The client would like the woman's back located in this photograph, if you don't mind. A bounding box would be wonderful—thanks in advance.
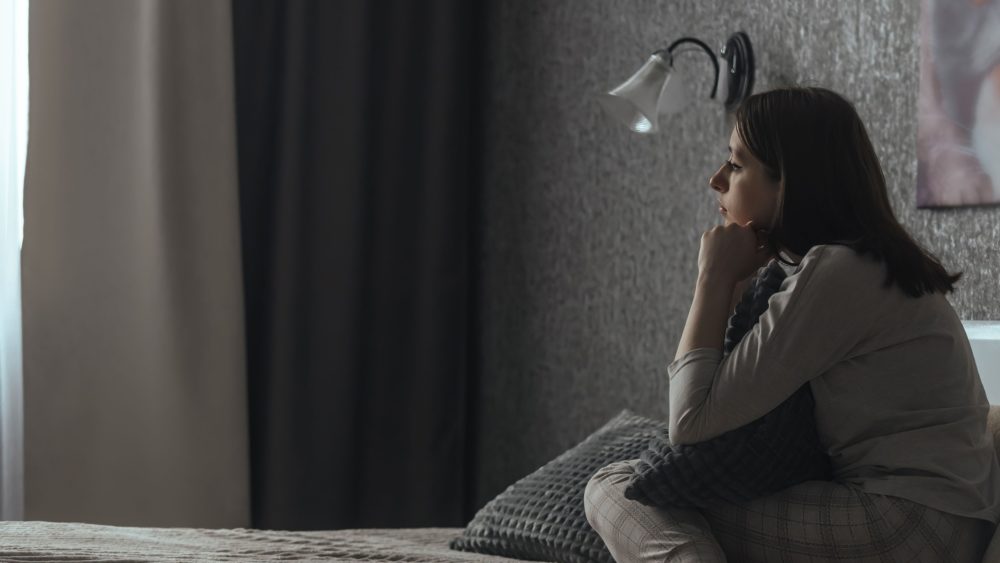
[796,244,1000,521]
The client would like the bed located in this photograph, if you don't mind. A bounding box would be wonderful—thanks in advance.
[0,521,527,562]
[4,407,1000,563]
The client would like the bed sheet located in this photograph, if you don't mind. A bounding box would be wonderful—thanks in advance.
[0,521,537,562]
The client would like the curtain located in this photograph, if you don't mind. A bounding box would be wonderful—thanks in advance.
[232,0,487,529]
[21,0,249,526]
[0,0,28,522]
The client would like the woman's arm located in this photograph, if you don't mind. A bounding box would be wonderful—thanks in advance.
[730,276,753,313]
[668,245,881,446]
[674,222,769,361]
[673,275,737,361]
[673,273,754,362]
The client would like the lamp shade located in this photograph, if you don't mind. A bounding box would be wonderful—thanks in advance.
[598,51,688,134]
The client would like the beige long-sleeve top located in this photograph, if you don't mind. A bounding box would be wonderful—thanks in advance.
[668,244,1000,523]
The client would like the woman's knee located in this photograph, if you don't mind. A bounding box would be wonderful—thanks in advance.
[584,459,638,530]
[584,459,727,562]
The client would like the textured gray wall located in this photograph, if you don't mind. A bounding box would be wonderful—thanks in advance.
[474,0,1000,506]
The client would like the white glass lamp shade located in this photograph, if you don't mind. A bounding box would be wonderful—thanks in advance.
[598,52,689,134]
[657,66,689,115]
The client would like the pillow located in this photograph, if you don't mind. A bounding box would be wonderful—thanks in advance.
[623,260,832,509]
[449,409,669,563]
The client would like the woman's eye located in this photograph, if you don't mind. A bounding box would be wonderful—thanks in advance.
[726,160,741,170]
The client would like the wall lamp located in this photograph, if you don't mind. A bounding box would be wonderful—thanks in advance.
[598,32,755,134]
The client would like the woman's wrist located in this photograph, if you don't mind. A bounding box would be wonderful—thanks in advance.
[696,268,740,291]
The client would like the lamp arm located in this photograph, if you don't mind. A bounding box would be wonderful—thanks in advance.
[662,37,719,100]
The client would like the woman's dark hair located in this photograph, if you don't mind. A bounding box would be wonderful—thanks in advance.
[734,86,961,297]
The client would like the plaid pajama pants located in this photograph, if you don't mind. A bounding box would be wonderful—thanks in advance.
[584,459,995,562]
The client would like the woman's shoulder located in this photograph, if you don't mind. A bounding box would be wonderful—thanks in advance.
[803,243,873,263]
[779,244,894,303]
[786,244,883,280]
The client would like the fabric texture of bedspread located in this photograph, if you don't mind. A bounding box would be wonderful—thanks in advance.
[0,521,535,562]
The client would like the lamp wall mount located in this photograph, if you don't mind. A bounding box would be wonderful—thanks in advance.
[657,37,720,100]
[719,32,755,112]
[658,32,754,112]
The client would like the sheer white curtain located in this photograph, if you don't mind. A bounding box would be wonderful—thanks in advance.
[0,0,28,522]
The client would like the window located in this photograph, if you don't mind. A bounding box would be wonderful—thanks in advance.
[0,0,28,521]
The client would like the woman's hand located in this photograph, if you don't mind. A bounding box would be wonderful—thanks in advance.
[698,221,773,287]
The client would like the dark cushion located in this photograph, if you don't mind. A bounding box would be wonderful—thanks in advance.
[623,261,832,509]
[448,409,669,563]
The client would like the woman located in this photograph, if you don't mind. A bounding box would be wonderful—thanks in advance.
[583,87,1000,562]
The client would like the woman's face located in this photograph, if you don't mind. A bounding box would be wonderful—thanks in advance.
[708,127,780,228]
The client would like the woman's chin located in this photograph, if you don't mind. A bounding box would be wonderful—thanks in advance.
[719,209,740,225]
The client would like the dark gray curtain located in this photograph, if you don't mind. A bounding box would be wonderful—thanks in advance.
[231,0,486,529]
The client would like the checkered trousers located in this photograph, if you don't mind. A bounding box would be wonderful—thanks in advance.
[584,459,995,563]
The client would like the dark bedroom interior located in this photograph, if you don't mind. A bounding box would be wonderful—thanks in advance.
[1,0,1000,561]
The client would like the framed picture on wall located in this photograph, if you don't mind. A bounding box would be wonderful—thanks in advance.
[917,0,1000,208]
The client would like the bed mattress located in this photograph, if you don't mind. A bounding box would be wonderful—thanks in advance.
[0,521,533,562]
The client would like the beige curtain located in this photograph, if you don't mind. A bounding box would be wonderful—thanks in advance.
[21,0,249,527]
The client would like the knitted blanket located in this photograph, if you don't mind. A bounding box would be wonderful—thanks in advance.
[623,260,832,508]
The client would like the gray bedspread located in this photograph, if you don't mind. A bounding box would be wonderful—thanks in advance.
[0,521,534,562]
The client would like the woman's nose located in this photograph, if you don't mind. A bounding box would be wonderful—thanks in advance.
[709,167,727,193]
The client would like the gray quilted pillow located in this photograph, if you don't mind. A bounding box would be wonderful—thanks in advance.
[623,261,831,508]
[448,410,668,563]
